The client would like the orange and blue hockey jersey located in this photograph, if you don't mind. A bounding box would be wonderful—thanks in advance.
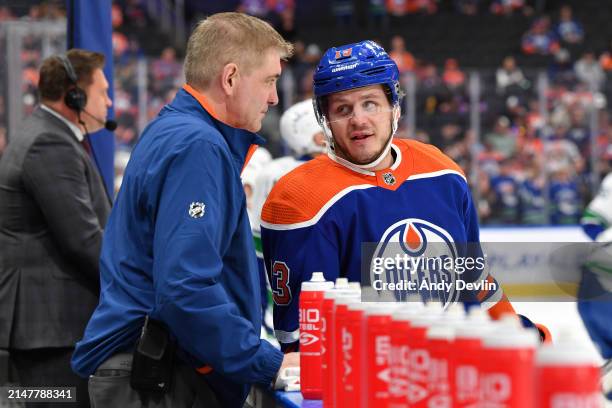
[261,139,515,348]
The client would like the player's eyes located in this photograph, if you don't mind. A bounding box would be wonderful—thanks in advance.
[363,100,379,112]
[335,105,351,116]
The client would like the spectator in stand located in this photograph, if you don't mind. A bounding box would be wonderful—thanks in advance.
[111,3,123,28]
[385,0,437,15]
[519,152,547,224]
[151,47,183,85]
[490,0,527,16]
[389,35,415,74]
[454,0,480,16]
[484,116,517,159]
[296,65,315,100]
[496,55,530,94]
[289,42,320,101]
[267,0,294,13]
[476,172,493,223]
[368,0,388,29]
[332,0,355,26]
[521,16,560,56]
[548,48,576,85]
[122,0,147,28]
[442,127,471,172]
[418,62,442,92]
[555,5,584,45]
[600,40,612,71]
[237,0,270,18]
[574,50,606,92]
[545,126,585,175]
[489,158,521,224]
[567,106,590,157]
[0,6,14,21]
[549,166,582,224]
[442,58,465,90]
[274,6,296,42]
[596,124,612,175]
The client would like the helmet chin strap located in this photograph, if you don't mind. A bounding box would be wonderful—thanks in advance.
[324,104,401,170]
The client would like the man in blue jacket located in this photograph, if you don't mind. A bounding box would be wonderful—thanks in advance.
[72,12,296,407]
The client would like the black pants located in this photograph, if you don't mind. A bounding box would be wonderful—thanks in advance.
[8,347,89,408]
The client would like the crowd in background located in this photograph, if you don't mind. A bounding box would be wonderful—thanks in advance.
[0,0,611,226]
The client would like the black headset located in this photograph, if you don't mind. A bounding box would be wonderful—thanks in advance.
[57,54,87,112]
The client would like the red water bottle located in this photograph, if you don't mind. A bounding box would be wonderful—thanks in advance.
[331,286,361,408]
[299,272,333,399]
[454,307,492,408]
[389,299,423,408]
[426,325,454,408]
[536,330,602,408]
[321,278,349,407]
[407,303,443,408]
[342,300,367,407]
[364,303,395,408]
[481,316,539,408]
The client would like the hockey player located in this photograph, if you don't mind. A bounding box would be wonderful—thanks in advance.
[251,99,327,247]
[581,173,612,242]
[579,173,612,401]
[260,40,550,350]
[250,100,326,338]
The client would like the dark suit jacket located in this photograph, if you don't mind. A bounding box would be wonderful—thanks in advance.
[0,107,110,349]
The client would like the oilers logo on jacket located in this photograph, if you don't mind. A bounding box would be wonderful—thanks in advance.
[261,139,512,348]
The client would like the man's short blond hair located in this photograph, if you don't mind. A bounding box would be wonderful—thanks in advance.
[184,12,293,89]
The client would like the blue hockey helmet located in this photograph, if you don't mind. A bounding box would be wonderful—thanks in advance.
[312,40,402,169]
[313,40,400,122]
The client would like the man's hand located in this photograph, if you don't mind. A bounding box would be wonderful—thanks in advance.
[279,352,299,373]
[273,352,300,390]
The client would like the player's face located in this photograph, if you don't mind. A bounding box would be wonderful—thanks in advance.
[83,68,112,132]
[326,85,394,167]
[231,48,281,133]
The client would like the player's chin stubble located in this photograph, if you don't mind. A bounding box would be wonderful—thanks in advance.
[334,132,392,166]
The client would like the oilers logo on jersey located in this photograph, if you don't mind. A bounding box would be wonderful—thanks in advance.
[370,218,460,306]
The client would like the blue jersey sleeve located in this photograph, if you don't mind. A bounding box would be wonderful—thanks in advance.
[261,222,339,351]
[152,139,282,384]
[462,188,517,318]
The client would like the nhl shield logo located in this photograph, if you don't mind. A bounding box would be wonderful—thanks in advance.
[382,172,396,185]
[188,202,205,218]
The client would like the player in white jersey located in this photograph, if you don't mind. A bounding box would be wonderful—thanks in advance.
[581,173,612,242]
[579,173,612,402]
[251,99,327,232]
[250,100,326,339]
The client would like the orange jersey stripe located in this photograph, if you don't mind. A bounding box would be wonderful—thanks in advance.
[261,139,465,226]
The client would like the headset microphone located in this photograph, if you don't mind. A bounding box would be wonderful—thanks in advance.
[104,120,117,132]
[82,109,117,131]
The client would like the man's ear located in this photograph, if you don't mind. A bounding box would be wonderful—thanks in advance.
[221,63,239,96]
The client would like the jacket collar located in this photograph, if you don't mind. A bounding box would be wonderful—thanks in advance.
[171,85,265,171]
[36,105,84,142]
